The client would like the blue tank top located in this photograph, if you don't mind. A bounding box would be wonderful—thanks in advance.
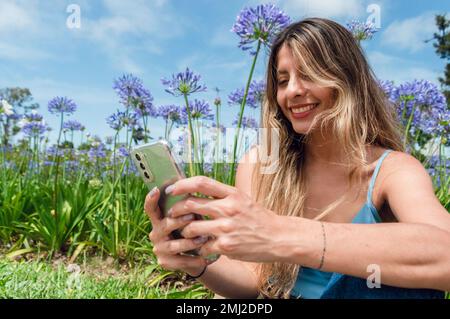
[291,149,390,299]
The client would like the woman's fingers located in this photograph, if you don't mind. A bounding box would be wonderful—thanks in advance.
[144,187,163,224]
[153,236,209,256]
[168,176,236,199]
[168,196,224,219]
[150,213,197,242]
[180,219,223,239]
[161,213,198,235]
[156,253,207,274]
[198,236,221,257]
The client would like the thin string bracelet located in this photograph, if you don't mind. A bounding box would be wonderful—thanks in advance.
[187,265,208,279]
[317,222,327,270]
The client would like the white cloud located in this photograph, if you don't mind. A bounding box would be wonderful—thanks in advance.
[77,0,188,73]
[85,0,185,41]
[381,12,436,52]
[0,1,33,33]
[368,51,440,85]
[0,0,187,73]
[0,42,53,61]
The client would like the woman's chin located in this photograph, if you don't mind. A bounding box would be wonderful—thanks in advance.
[291,121,312,135]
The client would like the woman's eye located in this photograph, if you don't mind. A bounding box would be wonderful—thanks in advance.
[278,80,288,85]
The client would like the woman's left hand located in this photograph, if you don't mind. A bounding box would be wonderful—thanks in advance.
[166,176,285,263]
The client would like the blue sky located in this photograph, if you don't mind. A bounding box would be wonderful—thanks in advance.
[0,0,449,145]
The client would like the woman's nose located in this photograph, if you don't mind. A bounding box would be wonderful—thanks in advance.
[286,77,307,98]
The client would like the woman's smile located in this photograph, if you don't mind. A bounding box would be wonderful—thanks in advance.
[289,103,319,119]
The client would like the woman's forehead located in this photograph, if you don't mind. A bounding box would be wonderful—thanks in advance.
[276,44,298,72]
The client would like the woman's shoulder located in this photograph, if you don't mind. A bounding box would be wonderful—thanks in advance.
[378,149,426,175]
[374,148,433,199]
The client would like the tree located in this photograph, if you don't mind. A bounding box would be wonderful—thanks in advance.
[0,87,39,146]
[430,14,450,106]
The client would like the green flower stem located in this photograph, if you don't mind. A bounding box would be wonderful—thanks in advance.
[213,102,221,180]
[227,40,261,185]
[439,136,444,190]
[195,118,204,175]
[403,102,417,150]
[183,94,197,177]
[143,115,149,143]
[167,120,174,139]
[164,118,169,140]
[0,121,6,188]
[34,135,39,177]
[52,112,65,219]
[111,131,119,207]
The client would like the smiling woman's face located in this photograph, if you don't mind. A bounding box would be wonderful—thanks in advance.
[276,43,335,135]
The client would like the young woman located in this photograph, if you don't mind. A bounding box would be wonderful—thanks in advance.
[144,18,450,299]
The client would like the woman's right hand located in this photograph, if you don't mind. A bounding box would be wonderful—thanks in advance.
[144,186,209,277]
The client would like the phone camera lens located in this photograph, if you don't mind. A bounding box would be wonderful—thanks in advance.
[140,163,145,170]
[135,153,141,161]
[144,172,150,179]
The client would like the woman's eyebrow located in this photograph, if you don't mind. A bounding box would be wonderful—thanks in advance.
[276,70,288,76]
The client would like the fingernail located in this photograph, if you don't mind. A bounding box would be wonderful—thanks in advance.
[167,208,173,217]
[165,184,175,195]
[182,214,194,221]
[149,186,158,198]
[194,236,208,244]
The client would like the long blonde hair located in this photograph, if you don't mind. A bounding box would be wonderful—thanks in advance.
[252,18,404,298]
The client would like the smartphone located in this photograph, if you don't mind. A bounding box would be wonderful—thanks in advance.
[131,140,219,261]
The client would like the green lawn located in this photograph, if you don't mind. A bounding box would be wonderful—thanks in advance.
[0,258,212,299]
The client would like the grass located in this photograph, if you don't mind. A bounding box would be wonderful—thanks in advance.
[0,257,213,299]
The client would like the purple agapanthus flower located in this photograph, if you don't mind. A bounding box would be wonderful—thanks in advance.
[7,113,22,120]
[118,146,129,157]
[231,4,291,55]
[346,19,378,42]
[63,120,85,132]
[113,74,156,116]
[88,143,107,159]
[378,80,398,103]
[25,112,43,122]
[232,115,259,129]
[427,155,450,187]
[228,79,266,108]
[394,80,449,136]
[106,110,138,131]
[48,97,77,115]
[46,145,66,157]
[161,68,207,96]
[22,121,49,138]
[157,104,185,124]
[182,99,213,120]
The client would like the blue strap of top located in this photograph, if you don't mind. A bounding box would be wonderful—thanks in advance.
[366,150,393,206]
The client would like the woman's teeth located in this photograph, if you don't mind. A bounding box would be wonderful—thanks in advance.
[291,103,318,113]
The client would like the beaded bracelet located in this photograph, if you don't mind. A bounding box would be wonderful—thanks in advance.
[317,222,327,270]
